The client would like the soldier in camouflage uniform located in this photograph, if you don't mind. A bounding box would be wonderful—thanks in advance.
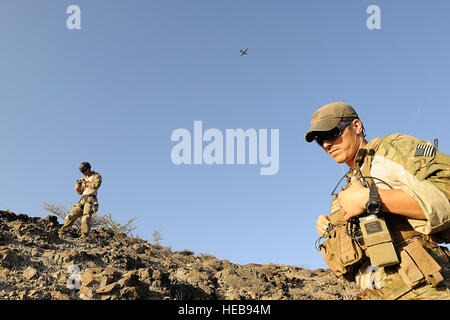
[306,102,450,300]
[59,162,102,238]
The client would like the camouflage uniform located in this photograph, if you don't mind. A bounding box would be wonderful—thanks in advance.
[306,102,450,300]
[59,171,102,237]
[354,134,450,300]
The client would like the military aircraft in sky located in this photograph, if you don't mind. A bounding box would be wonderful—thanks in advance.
[240,48,248,56]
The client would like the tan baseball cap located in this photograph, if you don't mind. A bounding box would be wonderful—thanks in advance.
[305,102,359,142]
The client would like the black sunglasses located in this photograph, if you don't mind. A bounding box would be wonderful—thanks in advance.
[315,121,353,146]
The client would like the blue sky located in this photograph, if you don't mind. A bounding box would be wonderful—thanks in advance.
[0,1,449,269]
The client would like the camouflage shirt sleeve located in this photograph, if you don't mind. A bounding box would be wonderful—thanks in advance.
[369,134,450,235]
[75,177,85,195]
[92,172,102,190]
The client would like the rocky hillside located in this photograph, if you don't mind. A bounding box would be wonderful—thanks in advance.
[0,210,361,300]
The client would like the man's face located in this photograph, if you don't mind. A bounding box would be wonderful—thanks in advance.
[319,120,362,166]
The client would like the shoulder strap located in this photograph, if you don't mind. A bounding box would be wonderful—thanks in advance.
[359,138,382,187]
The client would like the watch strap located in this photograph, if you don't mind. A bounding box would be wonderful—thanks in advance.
[369,186,380,202]
[366,186,382,214]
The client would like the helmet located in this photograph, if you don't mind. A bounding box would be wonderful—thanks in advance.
[79,162,91,173]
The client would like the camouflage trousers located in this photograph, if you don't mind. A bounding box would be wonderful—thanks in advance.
[360,242,450,300]
[59,195,99,237]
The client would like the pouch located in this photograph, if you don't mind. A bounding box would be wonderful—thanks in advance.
[320,224,364,281]
[397,239,443,288]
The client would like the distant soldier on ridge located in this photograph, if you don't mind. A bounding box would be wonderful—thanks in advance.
[59,162,102,238]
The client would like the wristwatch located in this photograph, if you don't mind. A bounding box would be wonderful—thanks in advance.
[366,186,382,214]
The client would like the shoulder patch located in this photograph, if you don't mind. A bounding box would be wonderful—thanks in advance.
[414,144,435,157]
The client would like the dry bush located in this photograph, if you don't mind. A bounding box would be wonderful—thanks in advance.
[42,202,138,236]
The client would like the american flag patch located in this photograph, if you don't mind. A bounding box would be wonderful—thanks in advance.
[414,144,436,157]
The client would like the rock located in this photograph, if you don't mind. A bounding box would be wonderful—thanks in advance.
[0,248,20,268]
[138,267,153,281]
[11,220,24,233]
[80,268,102,288]
[80,286,97,300]
[31,248,41,257]
[19,291,27,300]
[50,290,70,300]
[60,250,78,263]
[23,267,38,280]
[117,270,139,287]
[28,289,40,299]
[185,270,209,283]
[152,269,161,280]
[42,251,56,260]
[0,246,10,256]
[96,282,120,295]
[177,249,194,256]
[44,215,58,227]
[132,244,145,254]
[121,286,139,299]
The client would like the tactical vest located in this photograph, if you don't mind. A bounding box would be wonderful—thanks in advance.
[319,138,449,292]
[357,138,422,245]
